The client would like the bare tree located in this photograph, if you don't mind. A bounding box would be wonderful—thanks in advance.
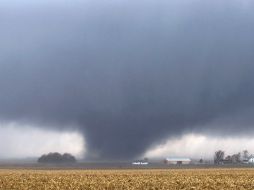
[214,150,225,164]
[231,152,241,164]
[243,150,249,160]
[225,155,232,163]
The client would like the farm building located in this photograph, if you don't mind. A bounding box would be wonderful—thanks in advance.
[132,161,149,165]
[248,157,254,164]
[164,158,191,165]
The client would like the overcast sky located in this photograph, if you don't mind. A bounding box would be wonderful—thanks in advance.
[1,0,254,160]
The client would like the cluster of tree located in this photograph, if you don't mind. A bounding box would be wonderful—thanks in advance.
[214,150,225,164]
[214,150,251,164]
[38,152,76,164]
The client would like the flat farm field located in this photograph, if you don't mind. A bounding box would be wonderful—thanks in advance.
[1,168,254,190]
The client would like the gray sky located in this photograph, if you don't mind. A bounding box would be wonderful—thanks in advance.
[1,0,254,160]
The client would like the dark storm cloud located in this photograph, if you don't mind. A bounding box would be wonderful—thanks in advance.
[1,0,254,159]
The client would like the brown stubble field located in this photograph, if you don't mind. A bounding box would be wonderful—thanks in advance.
[0,168,254,190]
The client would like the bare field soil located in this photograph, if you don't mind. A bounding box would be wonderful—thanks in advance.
[1,169,254,190]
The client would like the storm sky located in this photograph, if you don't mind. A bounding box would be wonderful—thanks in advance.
[1,0,254,160]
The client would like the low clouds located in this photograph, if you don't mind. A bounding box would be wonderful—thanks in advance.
[144,133,254,159]
[0,122,84,159]
[0,0,254,160]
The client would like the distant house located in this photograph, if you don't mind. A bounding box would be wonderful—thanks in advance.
[164,158,191,165]
[248,157,254,164]
[132,160,149,165]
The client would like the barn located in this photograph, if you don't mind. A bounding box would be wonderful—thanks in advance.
[164,158,191,165]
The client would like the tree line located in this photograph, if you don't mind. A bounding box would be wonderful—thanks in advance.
[38,152,76,164]
[214,150,251,164]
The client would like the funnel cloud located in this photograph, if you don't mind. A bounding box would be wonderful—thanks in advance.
[1,0,254,160]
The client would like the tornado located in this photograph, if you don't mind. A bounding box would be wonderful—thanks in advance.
[1,0,254,160]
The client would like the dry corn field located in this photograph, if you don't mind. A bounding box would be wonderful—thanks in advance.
[1,169,254,190]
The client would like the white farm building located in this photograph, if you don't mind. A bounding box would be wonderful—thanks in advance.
[165,158,191,165]
[248,157,254,164]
